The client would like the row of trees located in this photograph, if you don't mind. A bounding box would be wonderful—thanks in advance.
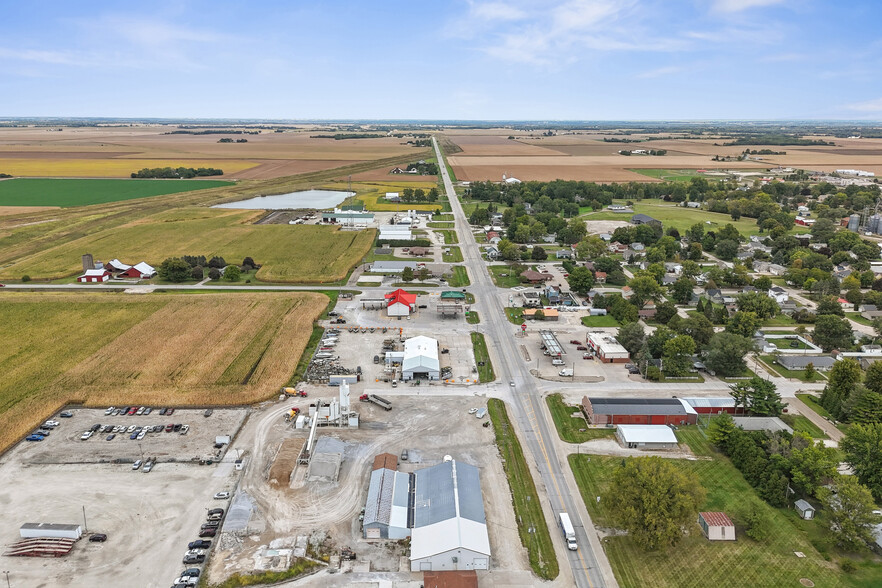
[131,166,223,178]
[157,256,258,283]
[399,187,439,203]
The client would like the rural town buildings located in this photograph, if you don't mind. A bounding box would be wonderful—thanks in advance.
[321,208,374,227]
[401,336,440,381]
[385,289,417,316]
[370,261,420,274]
[363,453,410,540]
[586,332,630,363]
[120,262,156,279]
[581,397,698,426]
[378,225,413,241]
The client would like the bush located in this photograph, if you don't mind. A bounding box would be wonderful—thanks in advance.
[208,268,221,280]
[840,559,856,573]
[646,366,661,381]
[21,275,30,282]
[191,266,204,280]
[743,506,770,542]
[223,265,241,282]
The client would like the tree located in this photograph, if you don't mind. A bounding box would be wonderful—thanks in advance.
[675,314,715,347]
[820,476,882,551]
[208,267,221,280]
[534,309,545,321]
[753,276,772,291]
[816,297,845,317]
[726,311,761,339]
[576,236,607,260]
[157,257,192,283]
[566,266,595,295]
[617,322,646,358]
[743,506,770,542]
[704,333,755,377]
[730,377,784,416]
[628,275,664,308]
[821,358,862,420]
[208,256,226,269]
[737,291,778,319]
[851,390,882,424]
[401,266,414,282]
[788,432,838,498]
[241,256,257,269]
[223,265,241,282]
[531,246,548,261]
[803,362,816,381]
[707,413,738,453]
[669,276,695,305]
[469,207,490,226]
[812,314,853,352]
[841,423,882,502]
[191,265,204,281]
[655,301,678,324]
[663,335,696,376]
[715,239,739,261]
[603,457,705,551]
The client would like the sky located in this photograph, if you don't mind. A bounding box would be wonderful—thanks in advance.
[1,0,881,120]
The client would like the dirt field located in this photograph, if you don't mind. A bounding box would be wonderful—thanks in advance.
[0,126,424,180]
[0,292,326,455]
[0,407,246,588]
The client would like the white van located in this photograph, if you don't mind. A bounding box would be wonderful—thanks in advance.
[551,358,565,366]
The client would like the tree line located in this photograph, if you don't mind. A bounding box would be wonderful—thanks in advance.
[157,256,259,282]
[131,167,223,179]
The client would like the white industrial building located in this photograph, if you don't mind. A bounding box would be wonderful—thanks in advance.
[401,336,440,381]
[20,523,82,540]
[616,425,679,450]
[321,208,374,228]
[410,459,490,572]
[379,225,413,241]
[363,453,411,539]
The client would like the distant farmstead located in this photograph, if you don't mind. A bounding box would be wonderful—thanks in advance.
[119,262,156,279]
[77,268,110,283]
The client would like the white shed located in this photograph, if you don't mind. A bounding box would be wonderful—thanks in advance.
[697,512,735,541]
[20,523,82,540]
[615,425,678,450]
[401,336,440,381]
[795,499,815,520]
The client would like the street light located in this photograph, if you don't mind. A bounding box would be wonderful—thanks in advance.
[3,570,10,588]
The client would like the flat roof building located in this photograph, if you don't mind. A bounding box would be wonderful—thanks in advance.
[616,425,679,450]
[582,397,698,426]
[586,332,630,363]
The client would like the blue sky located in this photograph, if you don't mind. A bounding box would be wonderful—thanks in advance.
[1,0,881,120]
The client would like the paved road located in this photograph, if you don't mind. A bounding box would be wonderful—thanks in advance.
[433,138,613,588]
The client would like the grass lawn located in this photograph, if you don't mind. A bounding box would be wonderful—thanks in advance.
[796,394,850,434]
[487,399,559,580]
[583,201,769,237]
[427,222,455,228]
[846,312,874,326]
[0,291,327,456]
[569,427,849,588]
[489,265,523,288]
[437,229,459,244]
[660,373,706,383]
[442,247,463,262]
[471,333,495,382]
[448,266,470,287]
[546,394,616,443]
[779,413,828,439]
[581,314,620,327]
[433,214,454,221]
[466,311,480,324]
[763,314,797,327]
[0,178,235,207]
[0,207,375,283]
[629,169,713,181]
[760,356,826,382]
[720,367,759,383]
[505,307,525,324]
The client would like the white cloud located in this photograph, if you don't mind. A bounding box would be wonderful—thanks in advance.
[711,0,786,13]
[846,97,882,113]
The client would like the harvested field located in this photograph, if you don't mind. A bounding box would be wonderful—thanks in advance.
[231,159,360,180]
[0,158,258,178]
[0,205,59,216]
[445,134,562,156]
[0,207,374,282]
[0,291,327,456]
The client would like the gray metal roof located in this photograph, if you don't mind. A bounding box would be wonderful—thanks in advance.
[412,460,485,528]
[20,523,81,531]
[776,355,835,369]
[794,499,814,511]
[588,397,691,416]
[364,467,396,527]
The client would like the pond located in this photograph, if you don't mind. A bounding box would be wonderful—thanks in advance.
[213,190,354,210]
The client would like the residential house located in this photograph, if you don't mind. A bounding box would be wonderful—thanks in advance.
[685,201,702,208]
[486,231,500,242]
[752,261,771,273]
[705,289,724,304]
[861,304,878,313]
[838,297,855,311]
[779,300,799,315]
[520,270,553,284]
[861,309,882,321]
[546,285,561,305]
[664,262,682,275]
[638,304,657,319]
[631,242,646,252]
[662,274,677,285]
[833,266,853,282]
[769,263,787,276]
[768,287,789,304]
[607,205,630,213]
[555,249,573,259]
[584,261,595,271]
[485,247,499,260]
[608,242,629,254]
[594,271,607,284]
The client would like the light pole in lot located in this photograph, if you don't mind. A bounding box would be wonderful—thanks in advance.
[3,570,10,588]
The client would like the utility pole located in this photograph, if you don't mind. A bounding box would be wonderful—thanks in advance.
[82,506,87,534]
[3,570,10,588]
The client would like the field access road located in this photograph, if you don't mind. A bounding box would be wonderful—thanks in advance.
[433,138,614,588]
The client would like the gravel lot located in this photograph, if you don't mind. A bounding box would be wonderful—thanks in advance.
[0,408,247,588]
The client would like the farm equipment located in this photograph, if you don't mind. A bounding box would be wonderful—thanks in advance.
[359,394,392,411]
[341,547,357,560]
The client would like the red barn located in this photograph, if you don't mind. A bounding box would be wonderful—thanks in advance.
[120,262,156,279]
[581,397,697,426]
[77,269,110,283]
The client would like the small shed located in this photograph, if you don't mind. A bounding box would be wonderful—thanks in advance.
[615,425,678,450]
[698,512,735,541]
[795,499,815,520]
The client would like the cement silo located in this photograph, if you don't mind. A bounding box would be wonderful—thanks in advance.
[870,215,882,235]
[848,214,860,232]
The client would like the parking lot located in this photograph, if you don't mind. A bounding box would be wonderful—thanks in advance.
[0,407,246,588]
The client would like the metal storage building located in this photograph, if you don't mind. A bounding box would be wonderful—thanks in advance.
[794,499,815,520]
[20,523,82,540]
[401,336,440,381]
[386,288,418,316]
[363,453,411,540]
[683,397,737,414]
[410,459,490,572]
[616,425,679,450]
[581,397,698,425]
[698,512,735,541]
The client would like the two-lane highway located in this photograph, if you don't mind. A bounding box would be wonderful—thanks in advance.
[432,138,613,588]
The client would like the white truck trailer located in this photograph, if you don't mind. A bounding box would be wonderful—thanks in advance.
[559,513,577,550]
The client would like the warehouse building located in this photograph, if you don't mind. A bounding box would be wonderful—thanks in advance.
[379,225,413,241]
[410,459,490,572]
[616,425,679,450]
[363,453,411,540]
[402,336,440,381]
[775,355,836,372]
[20,523,82,540]
[321,208,374,227]
[683,397,737,414]
[586,332,630,363]
[371,261,420,275]
[581,397,698,426]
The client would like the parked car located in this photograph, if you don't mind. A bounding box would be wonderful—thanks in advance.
[576,345,587,351]
[204,409,213,417]
[187,540,211,550]
[166,424,174,432]
[132,460,142,470]
[36,429,51,436]
[207,508,225,516]
[180,424,189,435]
[201,521,220,528]
[174,424,183,432]
[570,340,581,345]
[136,430,146,441]
[166,408,175,416]
[43,420,59,428]
[105,434,116,441]
[198,528,217,538]
[129,432,138,440]
[159,408,168,415]
[207,513,223,521]
[183,554,205,564]
[143,460,153,473]
[143,407,152,415]
[136,407,145,416]
[80,431,93,440]
[89,533,107,542]
[90,424,101,432]
[213,491,230,500]
[105,407,115,416]
[59,411,74,418]
[181,568,201,579]
[173,576,198,587]
[25,434,44,442]
[127,407,137,415]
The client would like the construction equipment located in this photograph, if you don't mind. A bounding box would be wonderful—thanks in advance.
[341,547,357,560]
[359,394,392,411]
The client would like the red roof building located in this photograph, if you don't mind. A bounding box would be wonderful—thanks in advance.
[77,269,110,283]
[119,262,156,279]
[698,511,735,541]
[385,289,417,316]
[423,571,478,588]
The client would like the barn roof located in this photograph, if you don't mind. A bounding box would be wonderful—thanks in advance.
[616,425,677,444]
[699,512,734,528]
[386,289,417,307]
[373,453,398,471]
[587,397,696,416]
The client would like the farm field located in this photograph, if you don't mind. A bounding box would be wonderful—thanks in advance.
[569,428,857,588]
[0,207,375,283]
[0,178,234,207]
[0,125,428,180]
[0,291,327,455]
[331,180,442,211]
[445,131,882,181]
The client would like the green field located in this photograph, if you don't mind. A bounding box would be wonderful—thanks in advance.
[0,178,234,207]
[437,229,459,244]
[471,332,495,382]
[584,201,809,237]
[448,266,470,287]
[569,427,854,588]
[487,399,558,580]
[505,307,525,324]
[442,247,463,262]
[779,413,828,439]
[581,314,621,327]
[0,207,374,283]
[546,394,616,443]
[489,265,523,287]
[630,169,724,181]
[466,310,480,324]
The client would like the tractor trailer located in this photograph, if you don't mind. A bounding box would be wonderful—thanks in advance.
[559,513,577,550]
[359,394,392,411]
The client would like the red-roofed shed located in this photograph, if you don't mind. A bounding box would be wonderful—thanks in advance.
[698,512,735,541]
